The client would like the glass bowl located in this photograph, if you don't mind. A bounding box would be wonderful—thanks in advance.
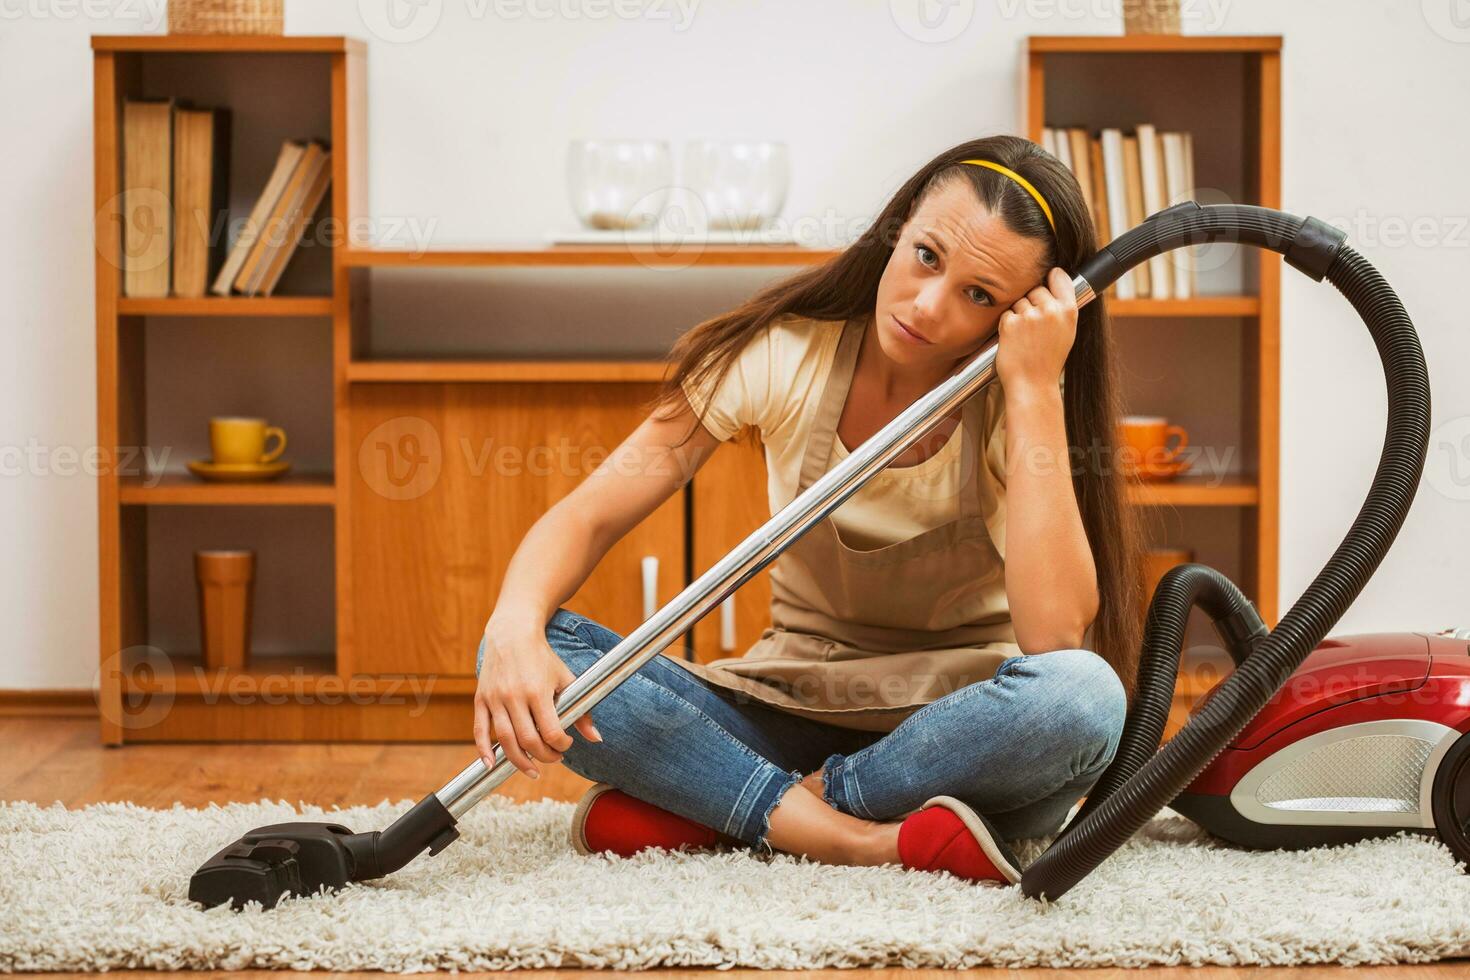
[682,140,790,231]
[566,139,673,231]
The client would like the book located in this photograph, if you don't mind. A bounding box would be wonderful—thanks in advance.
[1053,127,1073,172]
[1066,128,1096,240]
[171,106,232,298]
[1088,137,1110,245]
[1121,134,1151,297]
[1135,123,1171,300]
[234,141,327,296]
[1182,131,1198,295]
[1099,128,1134,299]
[121,98,174,298]
[1161,131,1191,299]
[211,140,306,296]
[255,152,331,296]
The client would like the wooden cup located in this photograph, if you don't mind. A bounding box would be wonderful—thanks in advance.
[1141,546,1194,605]
[195,549,255,670]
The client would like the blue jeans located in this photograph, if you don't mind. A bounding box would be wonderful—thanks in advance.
[475,607,1127,855]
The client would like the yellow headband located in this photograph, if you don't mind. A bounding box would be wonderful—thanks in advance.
[960,158,1055,233]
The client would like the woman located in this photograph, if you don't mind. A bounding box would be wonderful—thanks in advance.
[473,135,1143,885]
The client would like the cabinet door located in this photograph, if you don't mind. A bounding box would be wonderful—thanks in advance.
[348,382,686,677]
[691,432,773,663]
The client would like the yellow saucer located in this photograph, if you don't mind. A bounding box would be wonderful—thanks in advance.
[187,458,292,482]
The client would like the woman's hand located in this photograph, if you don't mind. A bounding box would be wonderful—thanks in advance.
[995,266,1078,396]
[474,615,603,779]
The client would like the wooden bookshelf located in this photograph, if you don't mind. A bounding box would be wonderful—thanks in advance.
[1024,34,1282,708]
[93,34,366,743]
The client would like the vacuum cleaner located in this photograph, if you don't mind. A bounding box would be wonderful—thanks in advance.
[187,201,1436,907]
[1171,627,1470,862]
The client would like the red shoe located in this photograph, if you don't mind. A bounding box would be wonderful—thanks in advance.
[569,782,744,857]
[897,795,1022,885]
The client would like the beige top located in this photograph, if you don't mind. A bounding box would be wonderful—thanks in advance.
[668,313,1025,732]
[681,312,1013,555]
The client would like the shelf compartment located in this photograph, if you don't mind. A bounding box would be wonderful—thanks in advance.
[106,49,338,300]
[120,473,335,506]
[1032,44,1277,299]
[1128,475,1259,507]
[133,316,335,478]
[342,244,839,269]
[118,296,333,317]
[138,506,337,671]
[347,359,668,383]
[121,649,336,696]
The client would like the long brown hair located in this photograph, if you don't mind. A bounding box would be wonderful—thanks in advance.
[650,134,1145,702]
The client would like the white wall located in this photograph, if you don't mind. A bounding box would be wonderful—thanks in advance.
[2,0,1467,689]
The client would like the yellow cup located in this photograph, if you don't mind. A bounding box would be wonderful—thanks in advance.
[209,417,287,466]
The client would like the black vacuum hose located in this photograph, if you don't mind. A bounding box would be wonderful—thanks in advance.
[1019,204,1431,901]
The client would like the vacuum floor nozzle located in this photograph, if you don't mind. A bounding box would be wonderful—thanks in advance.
[188,822,362,910]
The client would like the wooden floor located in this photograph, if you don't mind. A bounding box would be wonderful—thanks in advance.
[2,715,1464,979]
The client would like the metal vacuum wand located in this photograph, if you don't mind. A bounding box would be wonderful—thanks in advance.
[434,274,1099,819]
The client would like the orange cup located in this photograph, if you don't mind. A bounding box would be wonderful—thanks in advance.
[1118,415,1189,475]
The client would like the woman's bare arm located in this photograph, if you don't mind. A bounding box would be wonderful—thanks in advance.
[475,394,725,776]
[995,267,1100,653]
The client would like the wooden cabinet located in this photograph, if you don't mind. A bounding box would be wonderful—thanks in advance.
[347,382,687,676]
[690,432,773,664]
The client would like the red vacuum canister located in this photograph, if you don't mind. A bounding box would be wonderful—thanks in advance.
[1172,629,1470,865]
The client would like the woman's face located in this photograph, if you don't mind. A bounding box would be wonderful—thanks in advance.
[874,177,1050,370]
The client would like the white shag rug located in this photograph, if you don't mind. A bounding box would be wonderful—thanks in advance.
[3,794,1470,972]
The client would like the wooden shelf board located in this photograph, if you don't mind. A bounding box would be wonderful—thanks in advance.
[1107,296,1260,317]
[347,675,480,696]
[119,473,336,506]
[122,651,336,696]
[112,295,1252,318]
[341,244,840,268]
[347,359,669,383]
[1128,474,1259,507]
[117,296,333,317]
[91,35,363,54]
[1029,35,1281,54]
